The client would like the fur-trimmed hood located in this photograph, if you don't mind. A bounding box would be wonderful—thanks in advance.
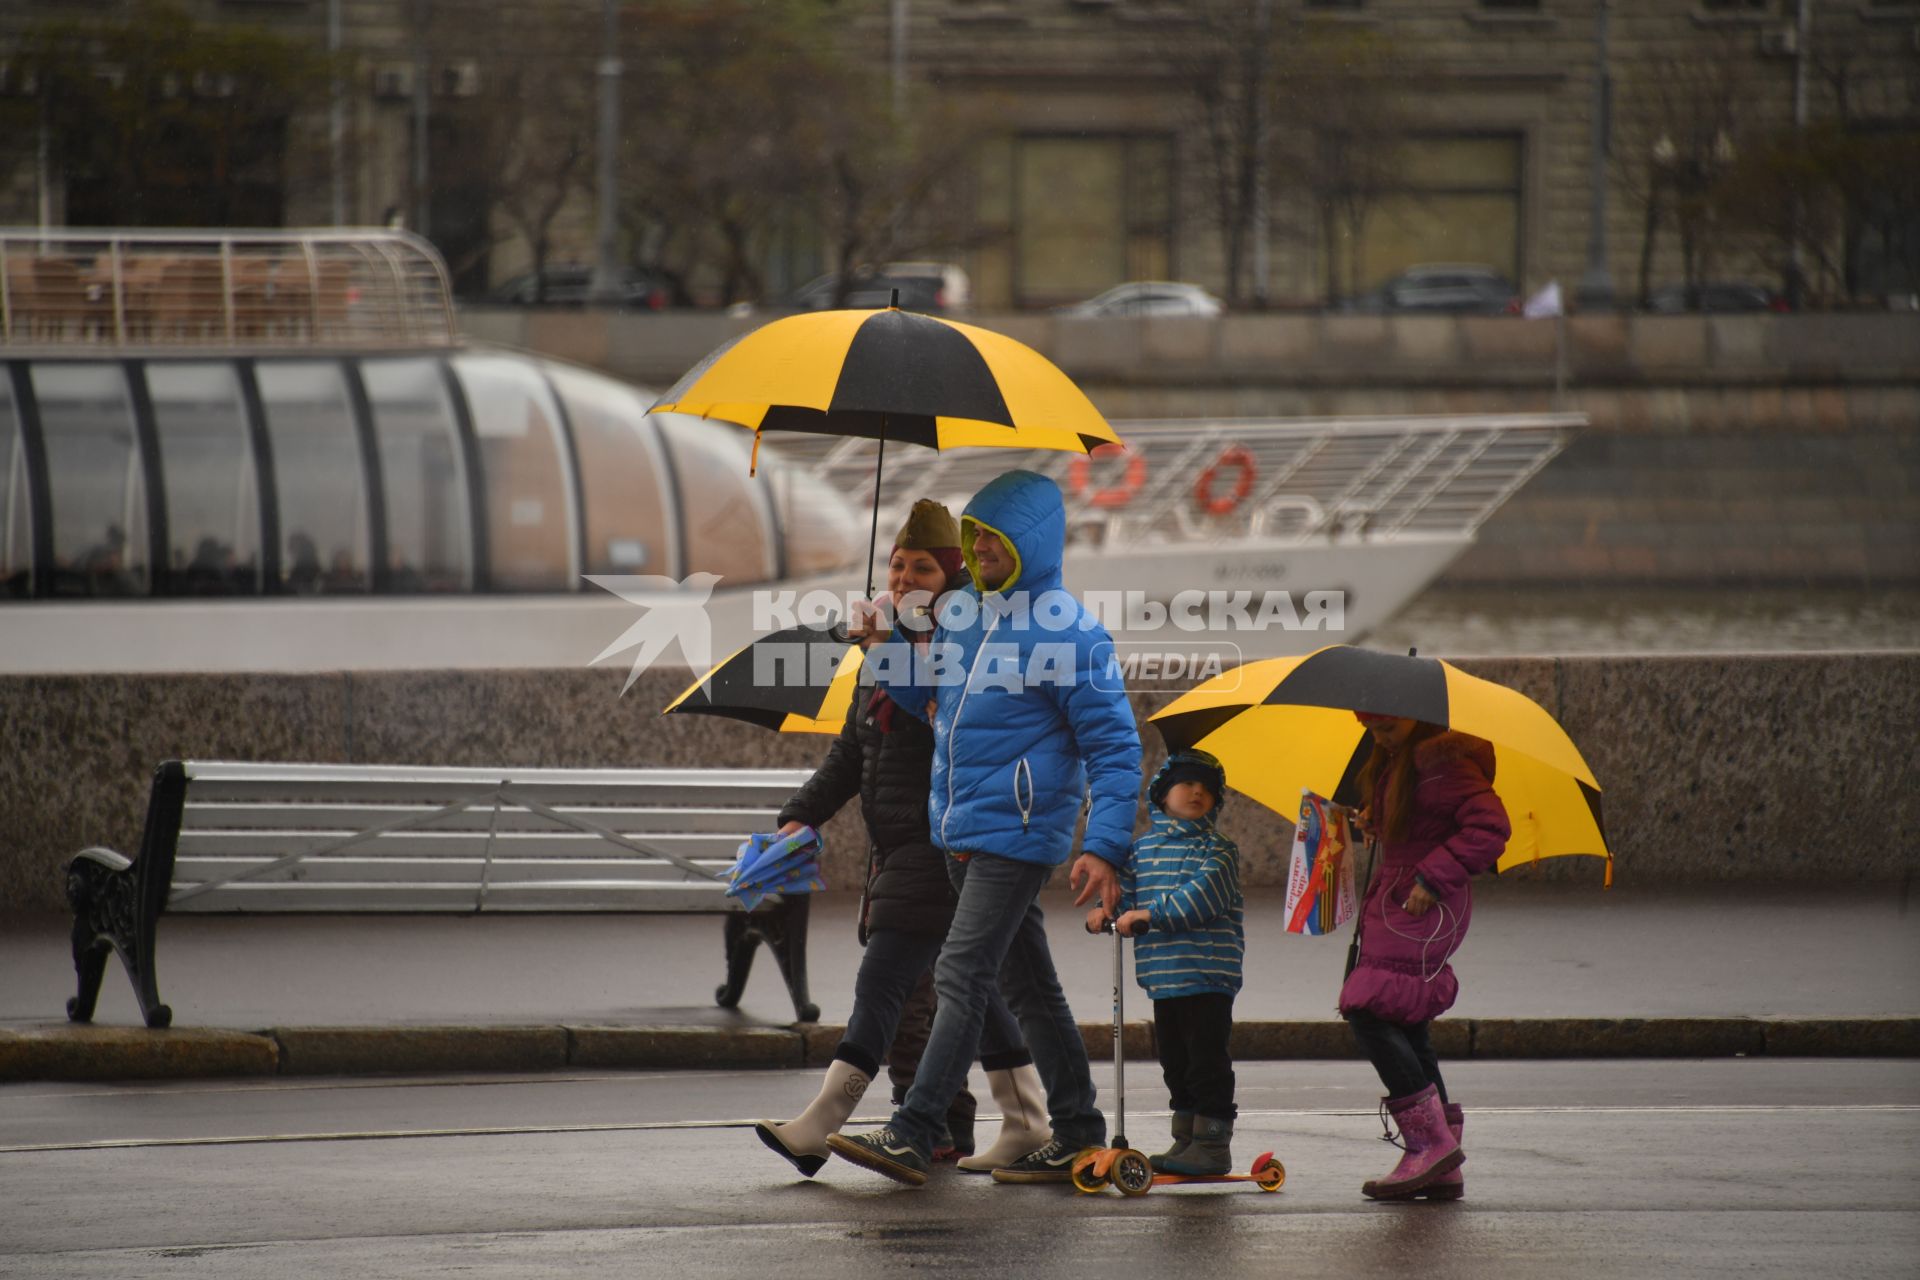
[1415,729,1497,784]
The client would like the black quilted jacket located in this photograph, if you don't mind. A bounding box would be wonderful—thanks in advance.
[777,682,957,938]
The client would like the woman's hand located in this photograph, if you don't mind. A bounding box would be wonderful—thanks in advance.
[776,820,806,839]
[846,594,893,647]
[1402,882,1436,917]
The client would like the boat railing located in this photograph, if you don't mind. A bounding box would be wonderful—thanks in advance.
[0,227,458,350]
[778,413,1583,546]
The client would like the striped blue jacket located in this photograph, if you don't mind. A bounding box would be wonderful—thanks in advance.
[1120,807,1244,1000]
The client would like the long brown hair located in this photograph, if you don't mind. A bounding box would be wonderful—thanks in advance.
[1356,720,1445,842]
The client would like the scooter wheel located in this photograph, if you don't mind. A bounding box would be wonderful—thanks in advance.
[1255,1157,1286,1192]
[1113,1150,1154,1197]
[1071,1152,1109,1194]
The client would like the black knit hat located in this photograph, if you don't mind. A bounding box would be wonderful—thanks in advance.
[1149,749,1227,813]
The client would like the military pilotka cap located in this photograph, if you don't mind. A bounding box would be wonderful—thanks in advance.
[894,498,960,550]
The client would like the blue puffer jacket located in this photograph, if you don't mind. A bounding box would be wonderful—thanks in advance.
[1120,806,1245,1000]
[870,470,1142,868]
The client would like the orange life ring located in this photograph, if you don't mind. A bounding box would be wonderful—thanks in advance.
[1069,443,1147,509]
[1194,445,1257,516]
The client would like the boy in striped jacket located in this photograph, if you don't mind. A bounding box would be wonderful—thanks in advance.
[1086,749,1246,1176]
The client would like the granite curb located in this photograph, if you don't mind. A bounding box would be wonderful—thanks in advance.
[3,1017,1915,1083]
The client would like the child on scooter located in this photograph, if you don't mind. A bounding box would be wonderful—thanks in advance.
[1085,749,1244,1175]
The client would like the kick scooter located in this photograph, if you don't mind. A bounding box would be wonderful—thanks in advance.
[1071,917,1285,1196]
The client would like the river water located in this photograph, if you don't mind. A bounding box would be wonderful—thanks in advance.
[1367,585,1920,656]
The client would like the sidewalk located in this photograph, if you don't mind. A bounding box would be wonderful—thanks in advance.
[4,881,1916,1081]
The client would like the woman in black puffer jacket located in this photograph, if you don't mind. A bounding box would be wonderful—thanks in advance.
[755,501,1045,1179]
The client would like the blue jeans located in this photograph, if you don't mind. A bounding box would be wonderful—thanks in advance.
[888,852,1105,1157]
[840,927,1026,1076]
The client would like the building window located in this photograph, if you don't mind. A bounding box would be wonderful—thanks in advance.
[1337,134,1525,294]
[1004,134,1174,308]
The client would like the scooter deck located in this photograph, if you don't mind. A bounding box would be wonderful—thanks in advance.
[1153,1151,1285,1190]
[1073,1148,1285,1195]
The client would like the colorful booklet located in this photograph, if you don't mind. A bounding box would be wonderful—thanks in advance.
[1284,791,1358,936]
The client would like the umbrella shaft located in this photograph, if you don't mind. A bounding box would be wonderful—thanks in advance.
[865,417,888,599]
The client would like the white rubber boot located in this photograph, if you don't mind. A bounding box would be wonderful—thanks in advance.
[957,1064,1052,1174]
[756,1059,870,1177]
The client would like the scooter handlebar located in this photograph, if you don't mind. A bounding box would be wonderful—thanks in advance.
[1090,918,1149,936]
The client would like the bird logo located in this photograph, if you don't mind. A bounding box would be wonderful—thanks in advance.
[585,572,723,693]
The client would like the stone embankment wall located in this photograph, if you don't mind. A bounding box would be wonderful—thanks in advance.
[464,309,1920,587]
[4,653,1913,914]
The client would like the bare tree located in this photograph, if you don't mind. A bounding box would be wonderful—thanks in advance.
[1611,35,1765,308]
[417,1,597,299]
[1160,8,1415,307]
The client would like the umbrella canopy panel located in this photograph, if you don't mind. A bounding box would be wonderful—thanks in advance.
[1151,646,1610,874]
[652,307,1117,453]
[664,622,864,735]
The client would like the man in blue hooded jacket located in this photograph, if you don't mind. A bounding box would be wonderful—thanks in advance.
[828,469,1143,1186]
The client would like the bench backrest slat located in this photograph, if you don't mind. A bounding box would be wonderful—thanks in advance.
[161,761,813,914]
[182,802,788,835]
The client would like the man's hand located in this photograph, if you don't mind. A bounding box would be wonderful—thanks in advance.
[1069,853,1119,911]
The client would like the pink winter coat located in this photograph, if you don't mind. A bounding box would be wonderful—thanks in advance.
[1337,730,1511,1026]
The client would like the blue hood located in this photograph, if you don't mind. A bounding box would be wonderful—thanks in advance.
[960,470,1065,596]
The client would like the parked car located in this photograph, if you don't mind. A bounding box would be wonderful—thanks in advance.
[783,261,972,313]
[1646,282,1790,313]
[486,264,670,310]
[1343,264,1520,315]
[1055,281,1225,318]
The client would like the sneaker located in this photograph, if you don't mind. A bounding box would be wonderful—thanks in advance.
[991,1136,1091,1184]
[827,1127,931,1186]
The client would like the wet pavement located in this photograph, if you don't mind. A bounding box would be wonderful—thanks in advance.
[2,1059,1916,1278]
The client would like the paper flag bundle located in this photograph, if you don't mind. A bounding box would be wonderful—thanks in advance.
[1284,791,1358,936]
[726,826,826,911]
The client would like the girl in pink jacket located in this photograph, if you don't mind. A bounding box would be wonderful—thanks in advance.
[1339,713,1510,1202]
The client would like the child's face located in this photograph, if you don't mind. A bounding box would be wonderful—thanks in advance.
[1164,780,1217,821]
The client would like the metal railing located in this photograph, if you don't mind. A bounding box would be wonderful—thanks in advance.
[778,413,1581,547]
[0,227,458,350]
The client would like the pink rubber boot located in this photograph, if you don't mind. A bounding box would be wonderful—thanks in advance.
[1417,1104,1466,1200]
[1376,1102,1466,1201]
[1361,1084,1463,1200]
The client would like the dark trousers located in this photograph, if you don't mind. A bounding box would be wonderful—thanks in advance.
[1152,992,1237,1123]
[888,968,978,1132]
[1345,1009,1448,1103]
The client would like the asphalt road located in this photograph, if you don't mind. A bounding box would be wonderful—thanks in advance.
[3,1059,1917,1278]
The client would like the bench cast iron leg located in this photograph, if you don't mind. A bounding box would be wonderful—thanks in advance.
[66,852,173,1029]
[716,911,758,1011]
[714,896,819,1023]
[765,895,819,1023]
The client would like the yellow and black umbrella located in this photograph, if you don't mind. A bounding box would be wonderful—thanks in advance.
[664,622,865,735]
[652,301,1121,593]
[1150,645,1612,881]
